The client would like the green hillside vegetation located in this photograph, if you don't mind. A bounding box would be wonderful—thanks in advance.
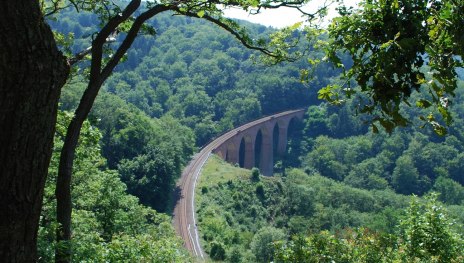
[51,9,324,217]
[36,5,464,262]
[294,81,464,198]
[41,9,334,260]
[196,82,464,262]
[197,157,464,262]
[4,0,464,261]
[51,10,338,145]
[38,111,191,262]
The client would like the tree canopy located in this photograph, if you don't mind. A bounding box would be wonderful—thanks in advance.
[321,0,464,134]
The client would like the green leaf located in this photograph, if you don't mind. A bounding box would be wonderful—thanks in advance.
[416,99,432,108]
[197,10,205,18]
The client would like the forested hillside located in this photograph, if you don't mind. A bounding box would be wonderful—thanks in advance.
[197,157,464,262]
[39,111,190,262]
[40,5,464,262]
[54,10,338,144]
[4,0,463,261]
[52,8,337,212]
[196,81,464,262]
[41,8,340,261]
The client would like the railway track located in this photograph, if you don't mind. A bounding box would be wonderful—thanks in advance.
[172,109,305,260]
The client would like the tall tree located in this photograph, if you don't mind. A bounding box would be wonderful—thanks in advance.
[0,1,69,261]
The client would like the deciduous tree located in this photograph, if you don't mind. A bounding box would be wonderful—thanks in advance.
[322,0,464,134]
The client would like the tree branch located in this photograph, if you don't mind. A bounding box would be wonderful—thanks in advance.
[43,0,73,17]
[100,4,173,79]
[253,0,333,20]
[175,8,279,58]
[89,0,141,83]
[68,35,117,66]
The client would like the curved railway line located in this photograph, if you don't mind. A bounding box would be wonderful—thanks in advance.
[172,109,305,260]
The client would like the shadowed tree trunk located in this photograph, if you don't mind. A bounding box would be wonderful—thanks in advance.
[0,1,69,262]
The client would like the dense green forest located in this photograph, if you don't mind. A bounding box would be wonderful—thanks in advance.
[38,4,464,262]
[51,8,334,212]
[39,111,190,262]
[41,8,337,261]
[197,157,464,262]
[52,8,341,143]
[196,81,464,262]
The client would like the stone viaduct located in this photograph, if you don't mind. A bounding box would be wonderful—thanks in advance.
[212,109,305,176]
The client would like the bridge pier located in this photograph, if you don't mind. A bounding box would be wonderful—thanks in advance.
[259,125,274,176]
[243,136,255,169]
[226,143,238,165]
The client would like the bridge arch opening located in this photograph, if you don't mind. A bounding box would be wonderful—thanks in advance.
[273,122,281,173]
[283,116,305,169]
[255,126,273,176]
[239,135,254,169]
[288,116,303,139]
[273,122,280,157]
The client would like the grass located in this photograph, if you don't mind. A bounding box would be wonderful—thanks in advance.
[198,154,251,188]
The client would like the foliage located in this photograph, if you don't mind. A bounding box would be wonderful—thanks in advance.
[196,92,464,261]
[322,0,464,134]
[250,227,286,263]
[296,83,464,199]
[47,4,464,262]
[118,146,177,211]
[38,110,190,262]
[196,156,432,262]
[274,194,464,262]
[400,194,463,262]
[51,9,338,147]
[60,87,196,212]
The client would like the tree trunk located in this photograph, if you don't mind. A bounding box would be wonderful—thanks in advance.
[56,80,102,263]
[0,1,69,262]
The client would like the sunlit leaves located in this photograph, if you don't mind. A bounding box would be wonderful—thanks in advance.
[196,9,205,18]
[323,0,464,135]
[416,99,432,108]
[39,110,190,262]
[275,194,464,262]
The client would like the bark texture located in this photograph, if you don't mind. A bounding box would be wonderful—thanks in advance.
[0,1,69,262]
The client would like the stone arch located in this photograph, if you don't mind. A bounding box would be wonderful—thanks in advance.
[287,115,302,138]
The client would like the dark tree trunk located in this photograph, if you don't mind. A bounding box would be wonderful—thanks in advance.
[0,1,69,262]
[55,81,102,263]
